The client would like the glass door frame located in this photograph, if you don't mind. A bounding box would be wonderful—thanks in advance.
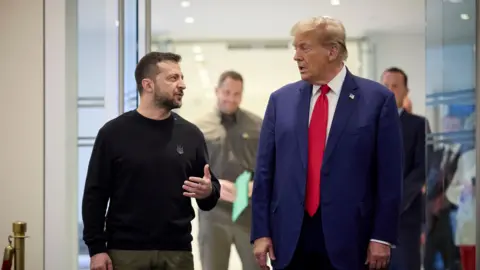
[118,0,152,115]
[475,0,480,266]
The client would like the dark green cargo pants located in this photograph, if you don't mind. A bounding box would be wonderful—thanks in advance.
[108,250,194,270]
[198,207,260,270]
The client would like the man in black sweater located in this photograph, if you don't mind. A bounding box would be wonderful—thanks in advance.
[82,52,221,270]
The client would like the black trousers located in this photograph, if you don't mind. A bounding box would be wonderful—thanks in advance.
[283,210,388,270]
[389,222,422,270]
[283,210,335,269]
[424,209,460,270]
[283,247,335,270]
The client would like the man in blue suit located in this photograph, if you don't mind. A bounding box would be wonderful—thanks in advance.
[251,16,403,270]
[382,67,428,270]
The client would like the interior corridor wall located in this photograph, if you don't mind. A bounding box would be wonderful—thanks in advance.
[0,0,45,268]
[1,1,78,269]
[368,33,427,116]
[169,40,362,122]
[44,0,79,269]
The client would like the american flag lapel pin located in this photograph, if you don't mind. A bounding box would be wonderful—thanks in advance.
[349,93,355,100]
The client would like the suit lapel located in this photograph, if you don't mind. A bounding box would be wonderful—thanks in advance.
[323,71,359,163]
[296,81,313,170]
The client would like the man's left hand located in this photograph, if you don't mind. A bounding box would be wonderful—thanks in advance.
[183,165,213,199]
[248,181,254,197]
[365,241,390,269]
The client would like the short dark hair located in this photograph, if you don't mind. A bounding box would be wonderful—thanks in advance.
[217,70,244,87]
[384,67,408,87]
[135,52,182,94]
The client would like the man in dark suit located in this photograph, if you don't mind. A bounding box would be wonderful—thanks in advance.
[251,16,403,270]
[382,67,427,270]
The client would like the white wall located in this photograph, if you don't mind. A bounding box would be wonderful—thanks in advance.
[368,33,427,116]
[0,0,45,268]
[170,37,429,119]
[44,0,79,269]
[171,41,362,121]
[0,1,79,269]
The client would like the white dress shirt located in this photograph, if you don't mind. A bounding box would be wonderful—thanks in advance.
[308,64,391,247]
[308,65,346,130]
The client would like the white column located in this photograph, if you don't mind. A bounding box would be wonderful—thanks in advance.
[0,0,45,269]
[44,0,78,269]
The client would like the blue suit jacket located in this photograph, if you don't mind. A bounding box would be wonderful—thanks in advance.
[251,71,403,270]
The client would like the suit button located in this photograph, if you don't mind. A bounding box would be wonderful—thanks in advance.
[300,201,304,206]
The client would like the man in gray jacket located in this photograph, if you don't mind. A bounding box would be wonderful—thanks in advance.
[196,70,262,270]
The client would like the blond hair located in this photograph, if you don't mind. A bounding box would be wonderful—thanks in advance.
[290,16,348,61]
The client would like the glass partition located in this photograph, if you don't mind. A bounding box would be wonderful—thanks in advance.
[77,0,119,268]
[424,0,477,269]
[77,0,144,269]
[123,0,140,112]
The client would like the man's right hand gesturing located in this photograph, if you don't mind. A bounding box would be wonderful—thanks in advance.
[253,237,275,270]
[90,252,112,270]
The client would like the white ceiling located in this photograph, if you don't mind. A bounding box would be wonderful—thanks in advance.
[151,0,476,43]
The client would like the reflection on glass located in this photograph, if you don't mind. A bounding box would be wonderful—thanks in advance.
[424,0,476,269]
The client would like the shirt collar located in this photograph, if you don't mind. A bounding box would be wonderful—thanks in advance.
[221,113,237,124]
[215,107,240,124]
[398,108,404,115]
[311,64,347,96]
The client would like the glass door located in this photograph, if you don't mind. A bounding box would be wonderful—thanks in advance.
[76,0,149,268]
[424,0,477,269]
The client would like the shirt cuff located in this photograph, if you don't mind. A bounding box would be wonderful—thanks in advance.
[370,239,395,248]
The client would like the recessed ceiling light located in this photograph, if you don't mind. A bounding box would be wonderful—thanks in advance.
[331,0,340,5]
[461,13,470,20]
[184,17,194,23]
[181,1,191,7]
[192,46,202,54]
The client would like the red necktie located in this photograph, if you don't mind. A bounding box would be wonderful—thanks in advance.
[305,84,330,217]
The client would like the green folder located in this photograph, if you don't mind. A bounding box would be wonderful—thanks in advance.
[232,170,252,222]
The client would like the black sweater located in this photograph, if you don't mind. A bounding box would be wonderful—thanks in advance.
[82,110,220,257]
